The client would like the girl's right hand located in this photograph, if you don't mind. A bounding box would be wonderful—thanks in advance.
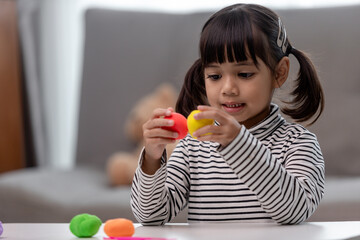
[142,107,178,174]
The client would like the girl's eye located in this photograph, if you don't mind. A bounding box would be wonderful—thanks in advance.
[207,74,221,80]
[238,73,254,78]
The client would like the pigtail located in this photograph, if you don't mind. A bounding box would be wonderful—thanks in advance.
[282,48,324,125]
[176,59,207,117]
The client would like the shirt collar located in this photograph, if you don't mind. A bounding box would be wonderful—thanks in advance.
[248,103,285,140]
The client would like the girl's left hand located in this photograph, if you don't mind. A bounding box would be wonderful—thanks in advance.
[192,105,242,148]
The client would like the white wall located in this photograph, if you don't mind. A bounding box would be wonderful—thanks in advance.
[40,0,360,169]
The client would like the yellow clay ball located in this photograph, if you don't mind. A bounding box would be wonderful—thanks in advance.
[187,110,214,139]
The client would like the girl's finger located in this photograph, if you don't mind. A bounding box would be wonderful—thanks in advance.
[195,107,228,125]
[151,108,173,119]
[144,117,175,130]
[197,105,213,111]
[196,134,220,142]
[192,124,215,138]
[144,127,178,139]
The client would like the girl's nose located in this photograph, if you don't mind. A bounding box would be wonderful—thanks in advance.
[222,76,239,96]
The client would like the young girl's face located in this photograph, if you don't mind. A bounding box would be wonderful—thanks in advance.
[204,57,276,129]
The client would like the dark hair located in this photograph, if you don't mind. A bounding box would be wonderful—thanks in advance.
[176,4,324,125]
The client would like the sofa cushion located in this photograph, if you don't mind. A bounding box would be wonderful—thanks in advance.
[308,177,360,221]
[0,168,188,223]
[0,168,133,223]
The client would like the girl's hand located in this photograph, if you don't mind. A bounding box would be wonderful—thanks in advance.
[192,105,242,148]
[142,107,178,174]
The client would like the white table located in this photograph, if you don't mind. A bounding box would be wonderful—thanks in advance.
[2,222,360,240]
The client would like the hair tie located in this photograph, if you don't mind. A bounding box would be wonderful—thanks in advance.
[285,45,293,56]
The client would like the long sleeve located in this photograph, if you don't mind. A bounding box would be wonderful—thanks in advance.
[130,145,190,225]
[219,125,325,224]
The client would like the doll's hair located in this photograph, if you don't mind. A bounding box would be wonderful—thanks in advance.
[176,4,324,125]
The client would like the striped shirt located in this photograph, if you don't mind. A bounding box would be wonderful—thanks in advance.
[131,104,324,225]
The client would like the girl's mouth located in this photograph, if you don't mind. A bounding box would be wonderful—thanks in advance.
[222,103,245,113]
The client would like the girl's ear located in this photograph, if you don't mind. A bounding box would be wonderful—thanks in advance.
[274,57,290,88]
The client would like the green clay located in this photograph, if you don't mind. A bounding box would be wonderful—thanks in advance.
[69,213,102,238]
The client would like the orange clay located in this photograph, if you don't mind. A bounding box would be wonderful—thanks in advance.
[104,218,135,237]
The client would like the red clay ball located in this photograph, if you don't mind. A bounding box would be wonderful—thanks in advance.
[163,112,188,139]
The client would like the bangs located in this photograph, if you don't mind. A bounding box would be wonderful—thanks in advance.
[200,8,268,68]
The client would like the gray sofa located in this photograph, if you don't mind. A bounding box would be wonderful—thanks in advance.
[1,5,360,223]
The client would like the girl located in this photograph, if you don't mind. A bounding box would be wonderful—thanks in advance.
[131,3,324,225]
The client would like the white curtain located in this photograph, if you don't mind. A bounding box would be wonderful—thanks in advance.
[18,0,48,167]
[18,0,83,169]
